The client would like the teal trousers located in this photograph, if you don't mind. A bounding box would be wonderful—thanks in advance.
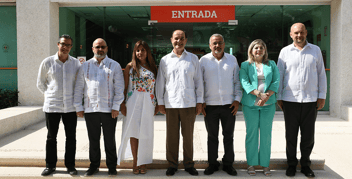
[243,104,275,167]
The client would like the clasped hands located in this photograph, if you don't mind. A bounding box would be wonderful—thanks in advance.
[257,92,271,106]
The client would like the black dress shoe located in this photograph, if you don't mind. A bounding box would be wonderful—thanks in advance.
[108,168,118,176]
[67,167,77,175]
[204,164,219,175]
[185,167,199,176]
[166,167,177,176]
[222,165,237,176]
[41,167,56,176]
[286,166,296,176]
[84,168,99,176]
[301,166,315,177]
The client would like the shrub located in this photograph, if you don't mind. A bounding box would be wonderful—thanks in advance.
[0,89,20,109]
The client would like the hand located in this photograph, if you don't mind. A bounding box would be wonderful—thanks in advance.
[230,101,239,116]
[120,102,127,116]
[196,103,202,115]
[112,110,119,119]
[159,105,166,114]
[257,99,265,106]
[154,105,159,115]
[277,100,283,110]
[202,103,206,117]
[259,92,269,101]
[76,111,84,118]
[316,98,325,110]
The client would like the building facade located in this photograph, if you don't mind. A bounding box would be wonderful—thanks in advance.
[0,0,351,121]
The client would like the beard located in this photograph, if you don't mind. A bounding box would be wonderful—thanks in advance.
[94,52,107,59]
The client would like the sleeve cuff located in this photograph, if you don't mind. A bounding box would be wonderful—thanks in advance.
[318,93,326,99]
[196,97,204,104]
[112,104,120,111]
[246,87,256,94]
[157,99,164,105]
[234,96,242,102]
[75,106,84,112]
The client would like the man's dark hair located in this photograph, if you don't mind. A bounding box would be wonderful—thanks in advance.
[171,30,187,38]
[58,34,73,43]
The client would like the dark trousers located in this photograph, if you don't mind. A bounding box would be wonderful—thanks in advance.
[204,105,235,166]
[85,112,117,169]
[166,107,196,169]
[45,112,77,168]
[282,101,317,167]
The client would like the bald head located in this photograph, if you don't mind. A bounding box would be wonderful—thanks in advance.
[93,38,107,47]
[290,22,307,48]
[290,23,306,33]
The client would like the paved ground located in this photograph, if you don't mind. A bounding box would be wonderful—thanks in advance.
[0,112,350,178]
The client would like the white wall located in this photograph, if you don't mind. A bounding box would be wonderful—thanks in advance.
[331,0,352,121]
[16,0,59,106]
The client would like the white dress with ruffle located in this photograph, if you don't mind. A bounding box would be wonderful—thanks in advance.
[117,66,156,166]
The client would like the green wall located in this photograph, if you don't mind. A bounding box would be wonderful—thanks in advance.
[0,6,17,90]
[59,8,86,57]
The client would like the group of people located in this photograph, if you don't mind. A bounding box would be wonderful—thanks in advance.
[36,22,326,178]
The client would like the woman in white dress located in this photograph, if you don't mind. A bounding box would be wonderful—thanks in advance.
[118,40,158,174]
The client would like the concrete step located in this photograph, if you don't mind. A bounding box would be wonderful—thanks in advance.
[0,167,338,179]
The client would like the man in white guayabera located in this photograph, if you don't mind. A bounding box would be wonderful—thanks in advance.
[277,23,327,178]
[200,34,242,176]
[156,30,204,177]
[37,34,80,176]
[74,38,124,177]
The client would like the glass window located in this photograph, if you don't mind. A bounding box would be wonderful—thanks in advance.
[60,5,330,110]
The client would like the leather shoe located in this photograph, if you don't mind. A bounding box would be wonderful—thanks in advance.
[84,168,99,176]
[222,165,237,176]
[204,164,219,175]
[286,166,296,176]
[41,167,56,176]
[108,168,118,176]
[67,167,77,175]
[185,167,199,176]
[301,166,315,177]
[166,167,177,176]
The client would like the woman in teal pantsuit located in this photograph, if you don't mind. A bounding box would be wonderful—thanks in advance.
[239,39,280,177]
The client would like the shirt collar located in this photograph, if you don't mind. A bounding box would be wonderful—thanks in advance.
[54,52,72,63]
[170,49,188,57]
[211,52,227,61]
[92,55,109,65]
[290,41,312,51]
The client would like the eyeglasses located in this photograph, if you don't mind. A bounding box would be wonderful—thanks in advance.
[93,46,107,49]
[59,43,72,47]
[212,42,224,46]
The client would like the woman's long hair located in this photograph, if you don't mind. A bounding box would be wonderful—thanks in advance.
[131,40,157,77]
[247,39,269,65]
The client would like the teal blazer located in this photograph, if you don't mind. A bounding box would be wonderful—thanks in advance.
[239,60,280,106]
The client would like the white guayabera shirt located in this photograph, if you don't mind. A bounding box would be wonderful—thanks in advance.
[277,42,327,102]
[200,52,242,105]
[37,52,81,113]
[156,50,204,108]
[74,56,124,113]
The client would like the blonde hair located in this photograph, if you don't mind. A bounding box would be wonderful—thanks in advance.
[247,39,269,64]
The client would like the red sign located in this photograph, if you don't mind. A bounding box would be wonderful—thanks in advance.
[151,6,235,23]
